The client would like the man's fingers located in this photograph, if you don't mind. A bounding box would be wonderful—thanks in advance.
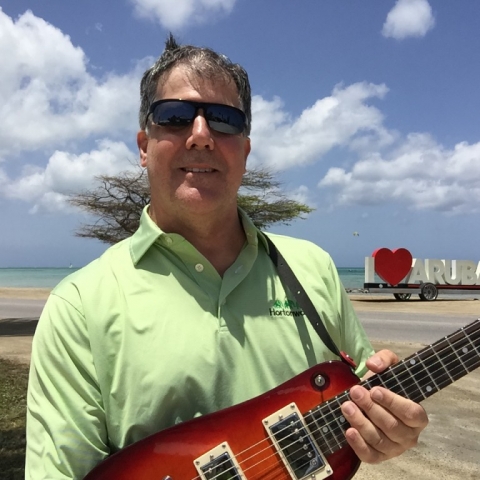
[340,385,428,462]
[370,387,429,430]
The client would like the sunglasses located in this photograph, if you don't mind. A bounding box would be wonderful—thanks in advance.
[147,99,247,135]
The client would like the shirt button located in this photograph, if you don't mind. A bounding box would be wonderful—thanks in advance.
[165,237,173,245]
[195,263,204,272]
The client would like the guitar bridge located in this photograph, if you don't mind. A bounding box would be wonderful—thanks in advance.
[263,403,333,480]
[193,442,244,479]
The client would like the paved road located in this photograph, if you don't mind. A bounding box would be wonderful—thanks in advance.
[1,296,476,346]
[356,310,476,344]
[0,298,45,320]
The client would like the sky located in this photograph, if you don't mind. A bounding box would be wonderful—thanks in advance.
[0,0,479,268]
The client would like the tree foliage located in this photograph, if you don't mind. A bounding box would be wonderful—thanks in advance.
[69,165,314,245]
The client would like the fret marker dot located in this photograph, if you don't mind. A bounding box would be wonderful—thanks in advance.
[339,416,346,423]
[410,359,416,365]
[462,347,469,354]
[426,386,433,393]
[322,427,329,433]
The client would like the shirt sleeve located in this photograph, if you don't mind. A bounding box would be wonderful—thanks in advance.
[25,292,109,479]
[329,256,375,378]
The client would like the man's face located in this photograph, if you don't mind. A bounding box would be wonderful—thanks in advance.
[137,66,251,225]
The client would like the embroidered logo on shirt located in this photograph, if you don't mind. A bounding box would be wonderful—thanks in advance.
[269,298,304,317]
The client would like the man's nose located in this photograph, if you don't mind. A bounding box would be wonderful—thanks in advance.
[185,110,214,150]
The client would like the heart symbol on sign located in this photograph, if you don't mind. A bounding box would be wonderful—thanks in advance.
[372,248,413,286]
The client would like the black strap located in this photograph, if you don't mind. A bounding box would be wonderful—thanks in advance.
[265,234,341,357]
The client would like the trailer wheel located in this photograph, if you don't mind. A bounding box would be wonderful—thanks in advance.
[393,293,412,301]
[419,283,438,301]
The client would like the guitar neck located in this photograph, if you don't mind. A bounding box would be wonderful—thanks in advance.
[307,319,480,457]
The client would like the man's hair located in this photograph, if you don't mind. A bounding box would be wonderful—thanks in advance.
[139,34,252,135]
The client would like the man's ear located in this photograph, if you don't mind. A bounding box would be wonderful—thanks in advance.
[137,130,148,167]
[242,137,251,173]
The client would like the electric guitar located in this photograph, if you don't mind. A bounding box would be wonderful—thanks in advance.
[85,319,480,480]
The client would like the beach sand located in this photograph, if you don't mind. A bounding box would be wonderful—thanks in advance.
[1,289,479,478]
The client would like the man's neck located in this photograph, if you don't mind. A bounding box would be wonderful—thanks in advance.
[149,205,246,276]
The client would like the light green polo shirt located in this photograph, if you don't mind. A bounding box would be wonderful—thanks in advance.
[26,207,374,479]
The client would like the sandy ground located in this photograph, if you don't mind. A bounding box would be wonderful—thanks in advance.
[1,288,479,479]
[0,287,51,300]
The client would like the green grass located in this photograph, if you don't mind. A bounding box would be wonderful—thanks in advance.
[0,358,29,480]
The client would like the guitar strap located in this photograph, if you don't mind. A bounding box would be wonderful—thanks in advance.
[265,234,350,363]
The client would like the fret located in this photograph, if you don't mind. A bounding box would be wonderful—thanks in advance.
[432,345,454,383]
[462,325,480,372]
[315,400,343,454]
[428,337,459,390]
[325,399,344,449]
[334,395,349,450]
[414,346,444,399]
[403,350,439,401]
[307,408,330,456]
[437,333,470,381]
[364,374,384,389]
[382,363,411,398]
[309,405,336,455]
[438,327,480,379]
[396,357,426,401]
[304,320,480,460]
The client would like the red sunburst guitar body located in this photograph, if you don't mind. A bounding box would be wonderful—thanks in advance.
[85,361,361,480]
[85,319,480,480]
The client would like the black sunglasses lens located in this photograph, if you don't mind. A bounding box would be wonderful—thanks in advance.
[150,101,246,134]
[205,105,245,135]
[151,101,195,127]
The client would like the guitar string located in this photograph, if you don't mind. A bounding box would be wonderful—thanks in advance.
[193,324,480,480]
[198,348,480,480]
[189,322,480,480]
[238,331,480,480]
[292,327,480,459]
[200,326,480,480]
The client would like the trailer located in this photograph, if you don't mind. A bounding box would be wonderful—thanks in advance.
[364,248,480,301]
[363,282,480,301]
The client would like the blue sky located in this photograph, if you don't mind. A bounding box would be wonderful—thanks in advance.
[0,0,479,268]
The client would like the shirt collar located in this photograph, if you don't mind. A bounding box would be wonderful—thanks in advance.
[129,206,163,265]
[129,205,269,265]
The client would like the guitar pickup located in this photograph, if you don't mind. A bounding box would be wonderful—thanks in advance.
[193,442,245,479]
[263,403,333,480]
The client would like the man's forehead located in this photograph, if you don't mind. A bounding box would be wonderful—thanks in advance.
[156,66,238,102]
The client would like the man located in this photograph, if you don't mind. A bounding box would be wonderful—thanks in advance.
[26,35,428,479]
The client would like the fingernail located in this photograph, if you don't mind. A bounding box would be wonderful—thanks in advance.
[350,387,363,401]
[370,357,383,368]
[343,403,355,416]
[372,389,383,402]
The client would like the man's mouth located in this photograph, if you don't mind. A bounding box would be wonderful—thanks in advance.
[182,168,215,173]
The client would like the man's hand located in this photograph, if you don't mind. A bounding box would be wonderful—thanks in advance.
[340,349,429,463]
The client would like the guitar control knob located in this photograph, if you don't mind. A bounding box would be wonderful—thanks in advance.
[314,375,326,387]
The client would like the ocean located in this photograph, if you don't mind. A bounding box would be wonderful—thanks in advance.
[0,267,366,290]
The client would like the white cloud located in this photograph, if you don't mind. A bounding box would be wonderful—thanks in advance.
[319,134,480,214]
[0,10,141,156]
[249,82,392,170]
[288,185,316,210]
[382,0,435,40]
[1,8,478,219]
[129,0,236,30]
[2,140,138,213]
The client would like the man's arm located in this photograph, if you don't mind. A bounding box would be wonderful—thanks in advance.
[340,349,429,463]
[26,293,109,479]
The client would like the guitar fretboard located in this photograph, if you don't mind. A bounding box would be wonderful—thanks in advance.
[307,319,480,455]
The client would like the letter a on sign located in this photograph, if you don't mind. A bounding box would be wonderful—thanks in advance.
[372,248,413,286]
